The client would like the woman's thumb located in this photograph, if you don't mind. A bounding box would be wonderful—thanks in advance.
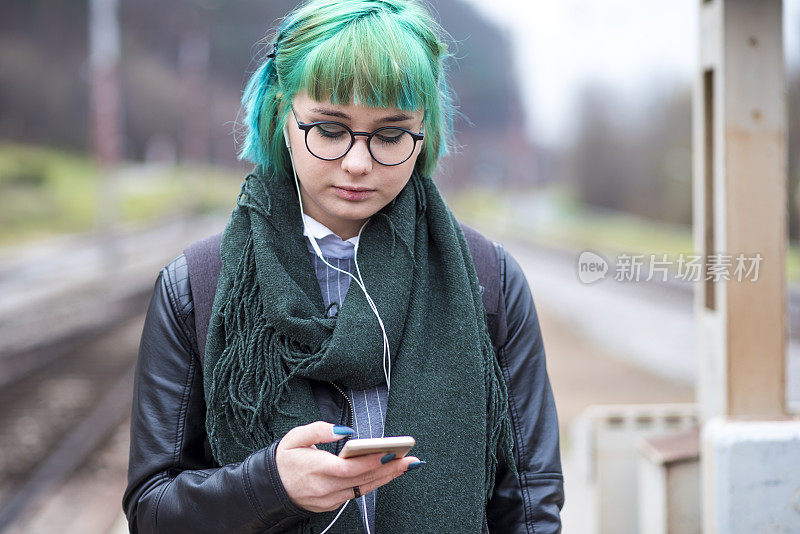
[281,421,354,449]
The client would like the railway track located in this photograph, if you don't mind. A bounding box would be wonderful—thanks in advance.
[0,214,229,532]
[0,309,146,532]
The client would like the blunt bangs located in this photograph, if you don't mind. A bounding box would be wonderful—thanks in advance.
[300,13,433,114]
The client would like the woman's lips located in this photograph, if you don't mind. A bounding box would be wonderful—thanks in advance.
[333,186,374,201]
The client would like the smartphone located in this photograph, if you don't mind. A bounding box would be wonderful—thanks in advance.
[338,436,416,459]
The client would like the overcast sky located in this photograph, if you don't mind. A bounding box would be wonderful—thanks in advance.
[458,0,800,147]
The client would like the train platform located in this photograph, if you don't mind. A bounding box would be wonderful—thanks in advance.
[0,223,709,533]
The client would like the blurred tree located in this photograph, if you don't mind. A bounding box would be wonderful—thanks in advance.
[569,78,692,226]
[570,82,632,212]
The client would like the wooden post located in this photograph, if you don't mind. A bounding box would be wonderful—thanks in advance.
[694,0,787,420]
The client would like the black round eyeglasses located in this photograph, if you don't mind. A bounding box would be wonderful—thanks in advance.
[289,106,424,166]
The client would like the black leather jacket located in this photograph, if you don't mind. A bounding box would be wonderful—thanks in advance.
[122,242,564,533]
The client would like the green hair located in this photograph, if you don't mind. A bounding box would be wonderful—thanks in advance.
[237,0,457,178]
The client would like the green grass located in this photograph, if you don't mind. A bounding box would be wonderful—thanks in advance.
[0,142,243,248]
[0,142,98,245]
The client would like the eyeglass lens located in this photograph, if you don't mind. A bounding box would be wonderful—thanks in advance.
[306,123,416,165]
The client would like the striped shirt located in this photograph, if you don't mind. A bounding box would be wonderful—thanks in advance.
[303,214,388,533]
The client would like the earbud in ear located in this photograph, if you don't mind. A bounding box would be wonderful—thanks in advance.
[283,125,291,149]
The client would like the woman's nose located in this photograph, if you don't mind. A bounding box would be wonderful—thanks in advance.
[341,137,373,175]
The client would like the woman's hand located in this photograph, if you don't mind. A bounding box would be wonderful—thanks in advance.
[275,421,420,513]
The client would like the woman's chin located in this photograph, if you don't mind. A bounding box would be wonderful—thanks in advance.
[325,203,381,223]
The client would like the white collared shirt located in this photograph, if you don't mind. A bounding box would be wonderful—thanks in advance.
[301,213,364,259]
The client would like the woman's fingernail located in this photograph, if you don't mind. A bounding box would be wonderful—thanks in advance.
[380,453,396,464]
[333,425,355,436]
[407,461,426,471]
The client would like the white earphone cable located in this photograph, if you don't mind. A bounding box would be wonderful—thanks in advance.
[284,125,388,534]
[317,498,351,534]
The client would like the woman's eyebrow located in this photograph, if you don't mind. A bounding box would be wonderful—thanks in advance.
[309,107,414,123]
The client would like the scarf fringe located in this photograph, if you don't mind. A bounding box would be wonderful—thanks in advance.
[483,329,519,501]
[206,229,326,460]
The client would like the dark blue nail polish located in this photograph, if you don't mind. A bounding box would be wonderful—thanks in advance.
[333,425,355,436]
[380,453,396,464]
[407,461,426,470]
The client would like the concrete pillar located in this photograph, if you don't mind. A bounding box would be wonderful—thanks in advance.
[694,0,787,422]
[694,1,800,531]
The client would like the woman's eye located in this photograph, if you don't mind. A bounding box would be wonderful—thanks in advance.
[317,124,347,138]
[375,129,405,144]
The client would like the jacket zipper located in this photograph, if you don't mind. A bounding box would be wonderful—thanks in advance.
[329,381,353,455]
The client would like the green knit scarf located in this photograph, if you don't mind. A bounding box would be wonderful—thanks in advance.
[203,164,517,533]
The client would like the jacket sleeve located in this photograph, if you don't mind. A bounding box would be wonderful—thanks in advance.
[122,259,313,533]
[486,246,565,534]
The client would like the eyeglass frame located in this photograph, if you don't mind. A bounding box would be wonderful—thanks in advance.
[289,106,425,166]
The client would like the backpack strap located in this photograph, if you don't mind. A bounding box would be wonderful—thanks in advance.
[183,232,223,366]
[183,224,507,364]
[460,223,508,351]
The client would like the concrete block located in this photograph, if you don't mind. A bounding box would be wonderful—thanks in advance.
[702,418,800,533]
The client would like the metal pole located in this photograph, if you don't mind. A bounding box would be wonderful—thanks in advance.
[89,0,121,261]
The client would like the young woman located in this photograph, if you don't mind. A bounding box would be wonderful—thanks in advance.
[123,1,564,533]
